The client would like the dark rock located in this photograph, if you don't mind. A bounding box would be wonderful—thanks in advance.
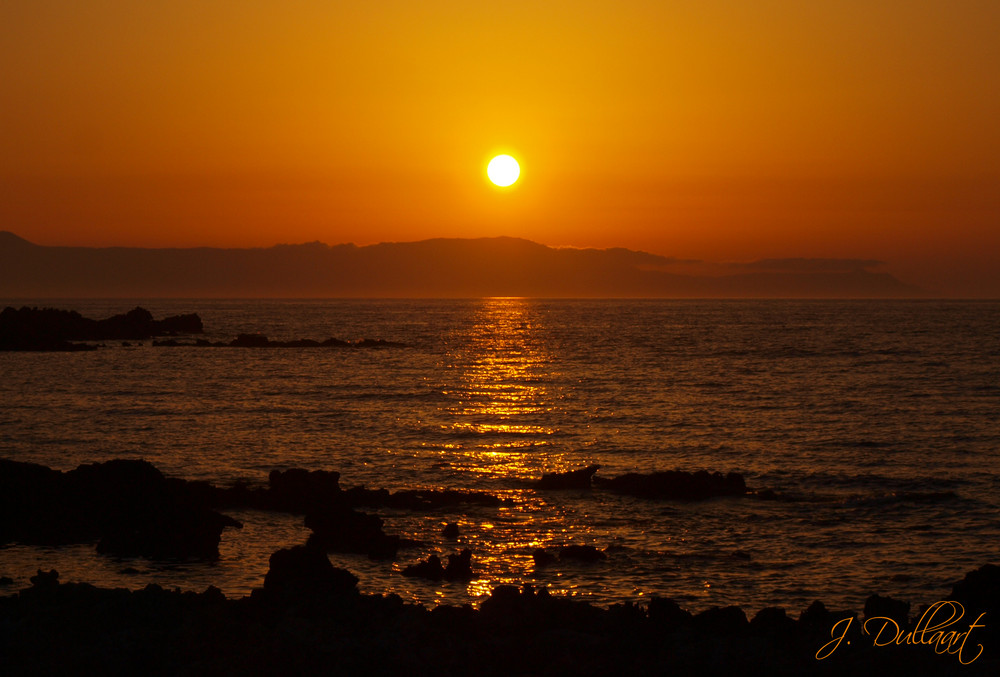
[532,548,558,567]
[444,549,473,581]
[354,338,407,348]
[798,600,835,633]
[267,468,342,513]
[0,458,239,560]
[0,306,203,350]
[305,504,400,559]
[863,593,910,628]
[263,545,358,598]
[693,605,749,635]
[441,522,460,539]
[559,545,606,562]
[535,464,600,490]
[647,597,693,630]
[594,469,747,500]
[29,568,60,590]
[401,550,473,581]
[344,485,504,510]
[949,562,1000,616]
[402,554,445,580]
[0,575,13,585]
[230,333,270,347]
[155,313,203,335]
[750,606,796,635]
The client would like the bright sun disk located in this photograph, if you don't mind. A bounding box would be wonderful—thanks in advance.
[487,155,520,187]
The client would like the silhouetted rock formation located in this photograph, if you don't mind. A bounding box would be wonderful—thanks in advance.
[181,466,504,515]
[594,469,747,500]
[532,548,558,568]
[402,549,474,581]
[0,306,202,350]
[402,554,445,580]
[343,486,505,510]
[531,545,607,567]
[0,459,239,559]
[864,593,910,627]
[558,545,607,562]
[153,334,407,348]
[0,559,996,676]
[305,504,403,560]
[535,464,600,490]
[263,545,359,600]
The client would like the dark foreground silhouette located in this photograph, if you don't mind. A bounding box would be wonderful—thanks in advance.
[0,460,504,561]
[0,554,996,676]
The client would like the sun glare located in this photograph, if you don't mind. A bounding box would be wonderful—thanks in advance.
[487,155,520,187]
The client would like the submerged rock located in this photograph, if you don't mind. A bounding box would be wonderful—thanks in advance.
[594,469,747,500]
[535,464,600,490]
[558,545,607,562]
[402,549,474,581]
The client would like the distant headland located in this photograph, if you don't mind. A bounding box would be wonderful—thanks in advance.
[0,231,920,298]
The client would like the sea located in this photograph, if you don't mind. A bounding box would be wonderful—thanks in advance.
[1,298,998,616]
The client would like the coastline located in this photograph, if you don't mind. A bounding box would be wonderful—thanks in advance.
[2,555,997,676]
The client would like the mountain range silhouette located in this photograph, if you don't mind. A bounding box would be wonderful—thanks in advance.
[0,231,919,298]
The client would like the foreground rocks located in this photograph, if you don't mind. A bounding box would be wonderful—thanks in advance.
[0,459,239,559]
[0,459,502,563]
[0,556,996,676]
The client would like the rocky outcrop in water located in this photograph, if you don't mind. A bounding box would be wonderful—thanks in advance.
[304,504,406,560]
[154,334,408,348]
[262,545,359,599]
[0,306,203,350]
[535,464,601,490]
[402,549,474,581]
[594,469,747,500]
[0,459,239,559]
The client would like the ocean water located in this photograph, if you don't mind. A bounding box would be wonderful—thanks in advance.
[1,298,998,616]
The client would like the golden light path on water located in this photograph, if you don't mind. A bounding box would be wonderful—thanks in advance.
[415,298,593,601]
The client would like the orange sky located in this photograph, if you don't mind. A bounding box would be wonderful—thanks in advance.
[2,1,998,295]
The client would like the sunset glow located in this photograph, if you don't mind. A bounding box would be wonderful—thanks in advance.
[1,1,998,295]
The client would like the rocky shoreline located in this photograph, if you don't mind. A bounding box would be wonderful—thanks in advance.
[1,554,996,676]
[2,458,997,674]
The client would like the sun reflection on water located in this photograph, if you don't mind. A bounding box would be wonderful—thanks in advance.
[438,297,563,481]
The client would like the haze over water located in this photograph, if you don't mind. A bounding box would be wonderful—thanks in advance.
[2,299,998,615]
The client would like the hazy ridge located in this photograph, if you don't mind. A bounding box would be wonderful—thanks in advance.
[0,231,920,298]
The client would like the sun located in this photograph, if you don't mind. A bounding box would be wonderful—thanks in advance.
[487,155,520,187]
